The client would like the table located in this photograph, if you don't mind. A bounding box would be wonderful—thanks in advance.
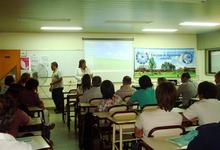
[18,118,44,135]
[17,136,51,150]
[140,136,187,150]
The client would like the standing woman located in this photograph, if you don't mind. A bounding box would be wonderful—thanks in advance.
[75,59,91,83]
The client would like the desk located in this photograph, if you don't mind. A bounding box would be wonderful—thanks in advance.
[141,136,186,150]
[17,136,51,150]
[108,116,136,150]
[19,118,43,134]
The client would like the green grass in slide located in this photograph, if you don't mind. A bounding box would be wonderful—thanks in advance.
[134,71,196,78]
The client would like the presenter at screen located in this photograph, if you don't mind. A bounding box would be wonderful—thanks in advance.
[75,59,91,83]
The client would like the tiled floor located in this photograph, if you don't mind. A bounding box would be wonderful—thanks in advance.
[48,109,80,150]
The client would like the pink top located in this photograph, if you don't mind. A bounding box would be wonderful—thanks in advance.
[8,109,30,137]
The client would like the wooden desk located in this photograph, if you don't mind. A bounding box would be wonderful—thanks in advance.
[107,116,136,150]
[17,136,51,150]
[19,118,43,134]
[141,136,186,150]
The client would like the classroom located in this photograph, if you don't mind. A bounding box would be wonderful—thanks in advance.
[1,0,220,150]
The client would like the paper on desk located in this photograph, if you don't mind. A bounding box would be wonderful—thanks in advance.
[168,130,198,147]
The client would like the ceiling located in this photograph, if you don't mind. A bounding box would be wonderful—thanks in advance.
[1,0,220,34]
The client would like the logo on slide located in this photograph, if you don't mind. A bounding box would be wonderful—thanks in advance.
[136,52,149,64]
[182,52,193,64]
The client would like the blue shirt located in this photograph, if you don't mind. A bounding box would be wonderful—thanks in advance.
[130,87,157,108]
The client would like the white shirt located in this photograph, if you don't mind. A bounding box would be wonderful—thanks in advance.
[81,86,102,103]
[183,99,220,125]
[0,133,32,150]
[75,67,91,83]
[51,69,63,89]
[135,109,182,137]
[115,85,136,100]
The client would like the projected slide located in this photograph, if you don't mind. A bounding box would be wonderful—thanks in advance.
[134,48,196,78]
[84,40,133,81]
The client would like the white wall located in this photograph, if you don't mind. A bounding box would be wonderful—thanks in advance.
[0,32,198,97]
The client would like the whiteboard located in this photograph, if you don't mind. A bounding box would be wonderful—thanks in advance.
[21,50,84,77]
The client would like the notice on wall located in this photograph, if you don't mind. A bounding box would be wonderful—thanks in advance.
[134,48,196,78]
[20,57,31,71]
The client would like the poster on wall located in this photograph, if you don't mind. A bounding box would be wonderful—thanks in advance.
[134,48,196,78]
[20,57,31,71]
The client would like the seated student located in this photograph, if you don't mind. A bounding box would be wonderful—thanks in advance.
[18,73,31,88]
[98,80,124,112]
[214,71,220,100]
[0,75,15,94]
[0,95,31,137]
[20,78,54,128]
[81,76,102,103]
[130,75,157,108]
[177,72,198,108]
[134,82,182,137]
[0,96,32,150]
[183,81,220,125]
[188,122,220,150]
[116,76,136,100]
[77,74,91,95]
[157,77,167,85]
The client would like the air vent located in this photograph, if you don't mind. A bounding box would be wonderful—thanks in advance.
[105,20,152,24]
[18,17,71,22]
[161,0,207,3]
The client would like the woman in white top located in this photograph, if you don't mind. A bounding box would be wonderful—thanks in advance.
[75,59,91,83]
[135,82,182,137]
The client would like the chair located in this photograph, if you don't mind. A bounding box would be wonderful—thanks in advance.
[62,89,77,123]
[108,105,128,113]
[111,111,138,149]
[123,95,132,103]
[66,92,79,131]
[148,125,186,137]
[89,98,104,106]
[28,107,45,124]
[142,104,158,111]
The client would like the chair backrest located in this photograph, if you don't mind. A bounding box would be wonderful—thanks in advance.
[123,95,132,103]
[142,104,158,111]
[111,111,137,121]
[89,98,104,106]
[108,105,128,113]
[148,125,185,137]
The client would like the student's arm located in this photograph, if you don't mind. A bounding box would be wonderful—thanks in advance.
[134,127,144,138]
[130,91,138,103]
[182,103,198,123]
[19,110,32,126]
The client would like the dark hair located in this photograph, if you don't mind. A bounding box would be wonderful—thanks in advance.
[101,80,115,99]
[51,62,58,68]
[215,71,220,78]
[78,59,86,68]
[123,76,132,85]
[4,75,15,86]
[92,76,102,87]
[0,95,17,133]
[25,78,39,90]
[18,72,30,84]
[198,81,217,99]
[157,77,166,85]
[156,82,177,111]
[139,75,153,89]
[181,72,191,79]
[81,74,91,92]
[5,83,23,98]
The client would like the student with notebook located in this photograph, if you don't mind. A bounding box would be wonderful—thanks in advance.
[183,81,220,125]
[135,82,182,137]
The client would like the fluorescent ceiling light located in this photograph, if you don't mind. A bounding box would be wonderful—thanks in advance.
[41,26,83,31]
[142,28,177,32]
[179,22,220,27]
